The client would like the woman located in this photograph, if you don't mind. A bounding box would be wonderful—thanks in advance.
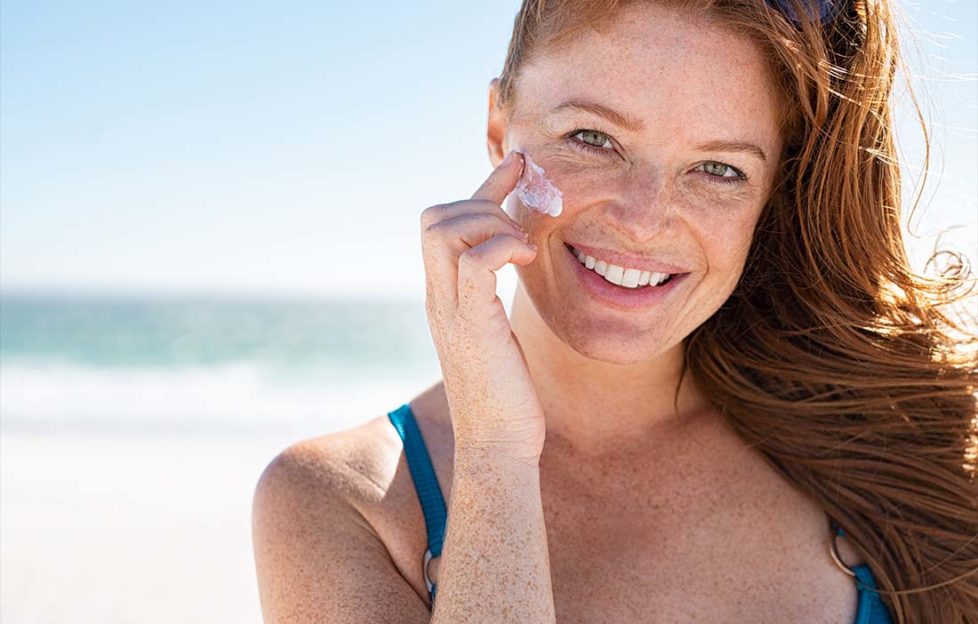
[252,1,977,622]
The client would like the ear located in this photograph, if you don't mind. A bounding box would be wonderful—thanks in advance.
[486,78,509,168]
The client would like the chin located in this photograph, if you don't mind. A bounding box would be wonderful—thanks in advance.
[552,309,684,364]
[575,333,681,364]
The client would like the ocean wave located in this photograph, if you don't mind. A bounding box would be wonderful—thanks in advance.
[0,360,438,435]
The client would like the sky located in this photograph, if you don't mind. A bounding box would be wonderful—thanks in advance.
[1,0,975,299]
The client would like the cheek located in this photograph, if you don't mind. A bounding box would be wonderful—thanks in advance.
[672,177,763,247]
[504,152,609,229]
[547,163,610,204]
[694,204,761,279]
[523,158,620,225]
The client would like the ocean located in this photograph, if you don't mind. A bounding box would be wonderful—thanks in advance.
[0,291,444,435]
[0,291,446,624]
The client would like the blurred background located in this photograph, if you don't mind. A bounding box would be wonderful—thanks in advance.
[1,1,975,622]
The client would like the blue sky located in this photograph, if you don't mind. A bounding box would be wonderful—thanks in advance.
[1,0,975,298]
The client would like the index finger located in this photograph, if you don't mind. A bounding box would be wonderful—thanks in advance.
[470,149,525,205]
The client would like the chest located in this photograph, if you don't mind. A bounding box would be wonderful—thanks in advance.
[372,413,857,622]
[378,466,856,623]
[541,500,856,623]
[536,465,857,623]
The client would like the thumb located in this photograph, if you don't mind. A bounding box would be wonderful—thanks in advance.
[470,149,525,204]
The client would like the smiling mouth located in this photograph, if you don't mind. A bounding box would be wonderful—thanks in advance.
[564,242,681,289]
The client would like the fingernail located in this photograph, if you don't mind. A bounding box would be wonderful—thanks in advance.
[501,150,516,166]
[528,243,538,251]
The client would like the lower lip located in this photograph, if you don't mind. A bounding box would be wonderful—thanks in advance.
[563,243,689,310]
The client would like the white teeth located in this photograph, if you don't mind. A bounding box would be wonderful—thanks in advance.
[621,268,641,288]
[649,271,669,286]
[571,245,675,289]
[604,264,625,285]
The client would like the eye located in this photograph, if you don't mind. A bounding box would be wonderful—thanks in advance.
[696,161,748,185]
[566,128,617,156]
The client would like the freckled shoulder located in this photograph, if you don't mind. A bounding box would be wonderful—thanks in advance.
[251,411,442,621]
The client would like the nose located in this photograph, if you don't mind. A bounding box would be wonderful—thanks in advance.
[604,168,675,242]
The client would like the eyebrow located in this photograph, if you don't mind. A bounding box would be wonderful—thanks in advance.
[549,99,768,163]
[693,139,767,163]
[550,99,646,132]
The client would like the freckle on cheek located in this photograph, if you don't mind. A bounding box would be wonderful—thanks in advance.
[514,151,564,217]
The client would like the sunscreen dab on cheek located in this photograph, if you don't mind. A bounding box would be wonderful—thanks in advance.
[514,151,564,217]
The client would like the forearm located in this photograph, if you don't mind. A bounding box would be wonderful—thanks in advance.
[430,448,556,624]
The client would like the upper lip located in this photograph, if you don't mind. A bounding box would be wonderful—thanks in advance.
[566,241,691,275]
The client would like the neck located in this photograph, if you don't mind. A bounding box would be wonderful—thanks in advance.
[508,282,717,459]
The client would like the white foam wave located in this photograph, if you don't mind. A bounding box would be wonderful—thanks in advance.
[0,361,438,435]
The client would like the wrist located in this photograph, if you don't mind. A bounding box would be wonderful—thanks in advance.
[453,441,542,470]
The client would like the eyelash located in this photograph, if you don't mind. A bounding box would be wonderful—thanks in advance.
[565,128,749,185]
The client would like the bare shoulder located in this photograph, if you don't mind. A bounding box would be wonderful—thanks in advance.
[255,412,407,508]
[256,381,453,528]
[251,404,440,623]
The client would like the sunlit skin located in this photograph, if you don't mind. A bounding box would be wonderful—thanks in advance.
[486,3,786,459]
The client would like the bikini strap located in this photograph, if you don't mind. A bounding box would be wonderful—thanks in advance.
[387,404,448,602]
[830,518,845,537]
[829,518,890,602]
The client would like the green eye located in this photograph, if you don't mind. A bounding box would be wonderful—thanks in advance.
[567,129,615,155]
[577,130,611,148]
[704,162,729,176]
[698,161,747,185]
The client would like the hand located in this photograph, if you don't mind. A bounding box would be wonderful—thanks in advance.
[420,150,546,463]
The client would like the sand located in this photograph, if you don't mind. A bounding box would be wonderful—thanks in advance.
[0,413,392,623]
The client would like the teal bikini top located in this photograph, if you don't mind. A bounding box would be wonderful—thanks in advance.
[387,403,894,623]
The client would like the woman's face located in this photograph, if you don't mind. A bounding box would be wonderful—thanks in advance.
[490,4,785,363]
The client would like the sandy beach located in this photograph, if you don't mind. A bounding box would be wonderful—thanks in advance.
[0,380,428,624]
[2,430,284,623]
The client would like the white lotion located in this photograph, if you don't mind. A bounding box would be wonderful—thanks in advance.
[514,152,563,217]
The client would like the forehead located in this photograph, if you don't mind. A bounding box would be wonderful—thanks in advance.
[513,4,783,142]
